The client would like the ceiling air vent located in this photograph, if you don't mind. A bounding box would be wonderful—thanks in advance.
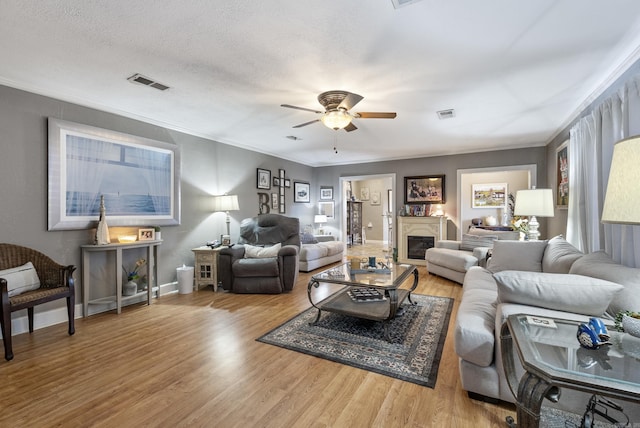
[437,109,456,120]
[127,73,170,91]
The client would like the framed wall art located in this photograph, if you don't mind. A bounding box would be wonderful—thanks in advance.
[404,175,445,204]
[320,186,333,200]
[360,187,370,201]
[294,181,310,203]
[271,193,278,210]
[472,183,507,208]
[47,118,181,230]
[556,141,569,209]
[371,191,381,206]
[318,201,335,218]
[138,228,155,241]
[257,168,271,190]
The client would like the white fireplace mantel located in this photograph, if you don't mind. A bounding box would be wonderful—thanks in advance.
[397,216,447,264]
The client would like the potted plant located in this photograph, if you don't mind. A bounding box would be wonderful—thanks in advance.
[153,226,161,240]
[615,311,640,337]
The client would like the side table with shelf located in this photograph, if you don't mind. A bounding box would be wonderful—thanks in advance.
[81,240,161,317]
[192,246,223,292]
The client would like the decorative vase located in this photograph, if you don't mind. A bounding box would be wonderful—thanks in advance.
[124,280,138,296]
[95,195,111,245]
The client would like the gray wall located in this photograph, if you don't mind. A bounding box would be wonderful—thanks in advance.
[313,147,547,241]
[0,85,313,318]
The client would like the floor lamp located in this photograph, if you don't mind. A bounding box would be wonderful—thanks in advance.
[602,136,640,225]
[212,194,239,237]
[514,188,554,240]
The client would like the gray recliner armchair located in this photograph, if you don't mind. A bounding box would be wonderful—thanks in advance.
[219,214,300,293]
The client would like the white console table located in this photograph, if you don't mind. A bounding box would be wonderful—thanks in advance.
[81,240,162,317]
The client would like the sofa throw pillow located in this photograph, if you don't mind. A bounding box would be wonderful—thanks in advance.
[459,233,498,251]
[0,261,41,297]
[494,270,623,316]
[487,240,548,273]
[244,243,282,258]
[542,235,583,274]
[570,251,640,316]
[300,232,318,245]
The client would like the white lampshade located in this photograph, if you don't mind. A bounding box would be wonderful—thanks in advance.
[320,109,352,130]
[212,194,239,212]
[602,136,640,224]
[314,214,328,224]
[514,188,554,217]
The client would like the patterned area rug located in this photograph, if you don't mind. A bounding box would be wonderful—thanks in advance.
[257,294,453,388]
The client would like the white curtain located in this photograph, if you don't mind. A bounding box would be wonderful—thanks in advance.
[566,75,640,267]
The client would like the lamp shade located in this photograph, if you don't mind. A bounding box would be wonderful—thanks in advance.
[602,136,640,224]
[212,194,239,212]
[314,214,328,224]
[514,188,554,217]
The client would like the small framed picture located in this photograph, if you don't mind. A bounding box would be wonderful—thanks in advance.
[472,183,507,209]
[257,168,271,190]
[273,177,280,186]
[284,179,291,188]
[271,193,278,210]
[294,181,310,203]
[320,186,333,200]
[221,234,231,246]
[138,228,155,241]
[360,187,370,201]
[318,201,335,218]
[371,191,381,206]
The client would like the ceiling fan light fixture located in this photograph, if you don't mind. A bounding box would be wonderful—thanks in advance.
[321,109,352,130]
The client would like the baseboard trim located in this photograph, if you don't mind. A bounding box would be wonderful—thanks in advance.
[2,281,179,338]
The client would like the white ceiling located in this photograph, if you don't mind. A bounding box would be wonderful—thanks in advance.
[2,1,640,167]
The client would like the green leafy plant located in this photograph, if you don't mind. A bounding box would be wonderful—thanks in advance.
[122,258,146,281]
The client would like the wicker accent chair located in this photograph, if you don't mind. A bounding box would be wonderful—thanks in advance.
[0,243,76,361]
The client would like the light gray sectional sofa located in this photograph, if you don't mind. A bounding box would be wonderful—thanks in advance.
[454,236,640,403]
[426,227,519,284]
[298,235,344,272]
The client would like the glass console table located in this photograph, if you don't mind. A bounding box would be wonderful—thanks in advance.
[501,314,640,427]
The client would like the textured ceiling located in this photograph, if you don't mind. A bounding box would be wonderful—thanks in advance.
[2,1,640,166]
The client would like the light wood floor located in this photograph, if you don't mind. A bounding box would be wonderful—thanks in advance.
[0,256,514,427]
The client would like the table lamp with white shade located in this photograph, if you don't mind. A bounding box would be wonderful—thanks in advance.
[212,194,239,236]
[602,136,640,225]
[514,187,554,240]
[314,214,328,235]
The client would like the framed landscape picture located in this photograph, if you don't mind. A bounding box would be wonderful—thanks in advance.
[404,175,445,204]
[47,118,181,230]
[556,141,569,209]
[320,186,333,200]
[472,183,507,208]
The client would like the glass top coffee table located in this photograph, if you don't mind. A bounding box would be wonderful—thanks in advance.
[307,262,418,341]
[501,314,640,427]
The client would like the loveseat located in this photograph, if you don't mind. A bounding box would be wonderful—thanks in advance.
[454,236,640,404]
[426,227,519,284]
[298,234,344,272]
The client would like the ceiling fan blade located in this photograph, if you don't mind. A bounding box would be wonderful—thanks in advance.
[281,104,323,114]
[338,92,364,110]
[292,119,320,128]
[344,122,358,132]
[354,112,397,119]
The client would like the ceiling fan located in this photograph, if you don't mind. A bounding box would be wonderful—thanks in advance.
[281,90,396,132]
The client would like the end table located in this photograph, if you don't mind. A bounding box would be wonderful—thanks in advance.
[191,246,223,292]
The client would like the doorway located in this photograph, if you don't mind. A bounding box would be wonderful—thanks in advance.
[340,174,396,250]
